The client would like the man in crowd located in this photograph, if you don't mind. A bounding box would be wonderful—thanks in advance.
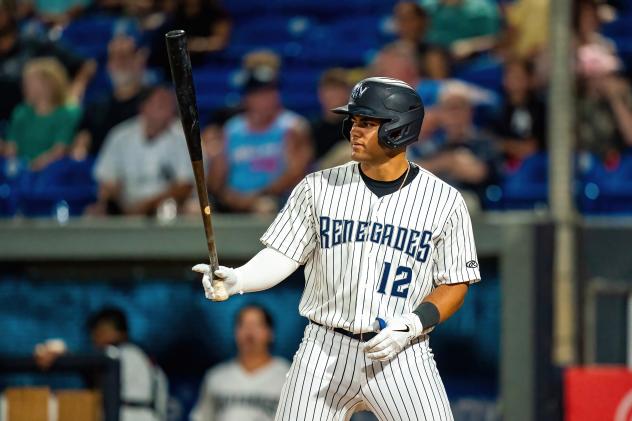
[72,35,150,160]
[35,307,168,421]
[190,305,290,421]
[309,68,352,169]
[91,85,193,216]
[208,51,312,214]
[411,81,501,206]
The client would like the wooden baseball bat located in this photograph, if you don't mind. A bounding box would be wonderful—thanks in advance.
[165,29,228,301]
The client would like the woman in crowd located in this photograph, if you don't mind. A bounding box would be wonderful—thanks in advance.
[3,57,81,171]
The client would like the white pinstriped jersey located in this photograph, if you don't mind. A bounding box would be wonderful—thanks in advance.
[261,161,481,333]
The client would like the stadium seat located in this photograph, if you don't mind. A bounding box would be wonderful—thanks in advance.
[0,157,28,218]
[20,158,97,218]
[59,15,119,60]
[454,56,504,95]
[492,153,549,210]
[578,152,632,214]
[231,16,313,45]
[601,17,632,39]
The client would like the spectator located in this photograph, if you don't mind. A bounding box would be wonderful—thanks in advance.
[411,81,500,204]
[166,0,231,55]
[190,305,290,421]
[19,0,92,26]
[149,0,231,72]
[71,35,149,160]
[182,106,240,215]
[34,307,168,421]
[122,0,167,34]
[492,59,546,165]
[208,51,312,214]
[0,1,95,125]
[310,68,352,168]
[420,0,500,59]
[371,42,497,136]
[574,0,614,50]
[393,1,430,56]
[91,85,194,216]
[422,45,453,80]
[502,0,550,60]
[3,57,81,170]
[576,44,632,163]
[370,42,442,122]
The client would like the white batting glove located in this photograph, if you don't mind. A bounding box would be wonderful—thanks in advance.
[363,313,423,361]
[192,264,243,300]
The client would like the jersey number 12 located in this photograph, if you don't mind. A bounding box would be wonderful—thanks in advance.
[377,261,412,298]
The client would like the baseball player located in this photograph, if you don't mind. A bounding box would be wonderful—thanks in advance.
[194,77,481,421]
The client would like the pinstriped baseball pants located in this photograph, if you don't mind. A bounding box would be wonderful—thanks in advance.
[275,323,454,421]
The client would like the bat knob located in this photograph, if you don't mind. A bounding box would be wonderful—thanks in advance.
[211,277,229,302]
[166,29,186,39]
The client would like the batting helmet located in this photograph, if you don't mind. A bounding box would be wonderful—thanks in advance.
[332,77,424,149]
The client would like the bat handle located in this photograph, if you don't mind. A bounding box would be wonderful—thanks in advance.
[210,276,229,302]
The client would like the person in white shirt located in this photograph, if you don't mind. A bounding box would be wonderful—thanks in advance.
[34,307,168,421]
[190,305,290,421]
[91,85,194,216]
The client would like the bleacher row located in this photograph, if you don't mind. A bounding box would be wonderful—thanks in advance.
[3,151,632,217]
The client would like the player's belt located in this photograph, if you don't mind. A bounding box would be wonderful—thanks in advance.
[310,321,378,342]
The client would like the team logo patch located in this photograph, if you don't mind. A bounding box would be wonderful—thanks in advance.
[351,84,368,100]
[466,260,479,268]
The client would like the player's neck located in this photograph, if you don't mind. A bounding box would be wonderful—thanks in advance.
[238,353,272,373]
[359,155,409,182]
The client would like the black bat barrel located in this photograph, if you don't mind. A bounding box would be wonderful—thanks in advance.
[165,30,203,162]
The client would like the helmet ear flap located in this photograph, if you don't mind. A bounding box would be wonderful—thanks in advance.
[341,116,352,141]
[377,123,392,148]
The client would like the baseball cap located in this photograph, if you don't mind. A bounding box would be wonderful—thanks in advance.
[241,65,279,94]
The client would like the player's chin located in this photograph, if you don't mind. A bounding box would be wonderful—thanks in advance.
[350,149,369,162]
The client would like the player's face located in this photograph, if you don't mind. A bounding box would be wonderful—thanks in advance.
[349,115,391,163]
[235,308,273,356]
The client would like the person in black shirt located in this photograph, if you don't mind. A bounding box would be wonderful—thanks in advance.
[310,68,352,169]
[150,0,231,70]
[71,35,149,160]
[492,59,546,165]
[412,81,501,205]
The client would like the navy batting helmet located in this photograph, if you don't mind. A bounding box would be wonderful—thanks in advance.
[332,77,424,149]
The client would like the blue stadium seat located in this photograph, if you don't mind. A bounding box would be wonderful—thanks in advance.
[0,157,28,217]
[231,16,313,45]
[578,152,632,214]
[454,56,504,95]
[491,153,549,210]
[60,15,119,60]
[601,16,632,39]
[224,0,274,17]
[20,158,97,217]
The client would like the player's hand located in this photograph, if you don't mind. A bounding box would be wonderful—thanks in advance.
[363,313,423,361]
[192,264,242,300]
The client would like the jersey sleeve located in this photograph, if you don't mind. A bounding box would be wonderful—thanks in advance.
[260,177,317,265]
[433,196,481,285]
